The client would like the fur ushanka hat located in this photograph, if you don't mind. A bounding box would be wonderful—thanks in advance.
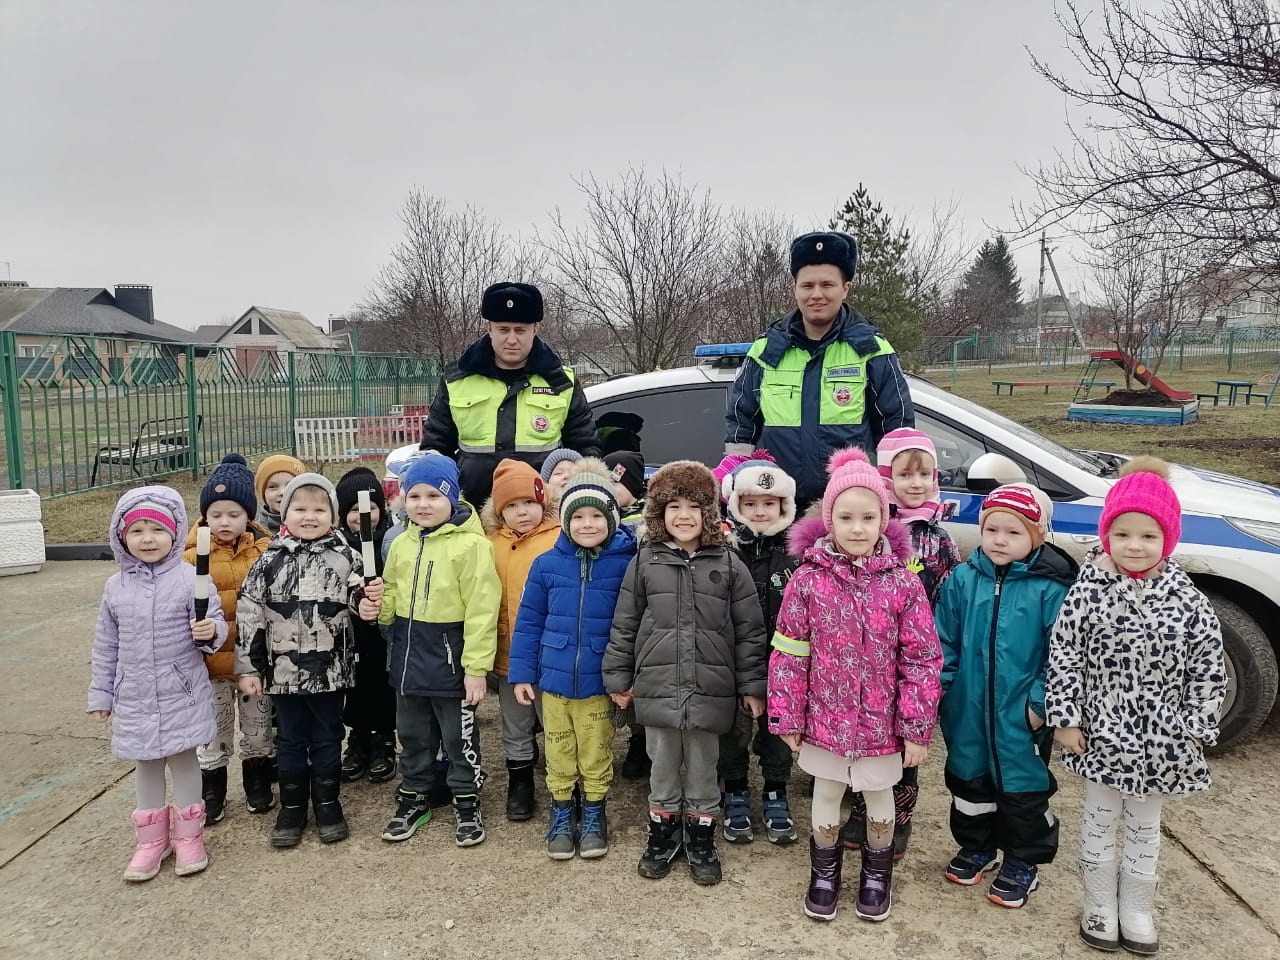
[642,459,727,547]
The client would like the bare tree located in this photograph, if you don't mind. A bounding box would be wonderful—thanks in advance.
[1021,0,1280,270]
[360,190,542,364]
[1088,228,1155,389]
[540,168,732,372]
[706,209,796,343]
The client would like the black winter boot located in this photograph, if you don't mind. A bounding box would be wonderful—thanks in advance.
[242,756,276,813]
[892,779,919,861]
[367,734,397,783]
[841,791,867,850]
[505,760,536,821]
[270,770,309,848]
[311,767,349,844]
[685,814,723,886]
[620,726,649,779]
[341,734,368,782]
[201,767,227,825]
[637,811,683,879]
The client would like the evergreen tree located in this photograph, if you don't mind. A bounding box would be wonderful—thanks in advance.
[960,235,1023,331]
[828,185,926,355]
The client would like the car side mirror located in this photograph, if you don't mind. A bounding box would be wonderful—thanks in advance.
[966,453,1027,493]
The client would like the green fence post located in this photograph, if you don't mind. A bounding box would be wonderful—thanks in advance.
[287,351,298,455]
[1,331,25,489]
[349,327,360,417]
[185,345,200,479]
[394,357,403,406]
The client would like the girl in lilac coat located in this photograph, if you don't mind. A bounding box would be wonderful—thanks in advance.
[768,449,942,924]
[87,486,226,883]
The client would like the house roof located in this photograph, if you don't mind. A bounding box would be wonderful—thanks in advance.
[192,323,232,344]
[222,306,332,349]
[0,287,192,343]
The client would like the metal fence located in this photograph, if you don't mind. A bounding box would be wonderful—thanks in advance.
[923,326,1280,375]
[0,332,440,497]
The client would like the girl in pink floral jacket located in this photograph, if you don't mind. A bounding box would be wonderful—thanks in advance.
[768,448,942,924]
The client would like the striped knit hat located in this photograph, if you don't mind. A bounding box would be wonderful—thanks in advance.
[979,483,1050,551]
[560,459,620,544]
[120,499,178,539]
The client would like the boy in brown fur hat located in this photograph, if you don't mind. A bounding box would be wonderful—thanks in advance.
[603,459,768,886]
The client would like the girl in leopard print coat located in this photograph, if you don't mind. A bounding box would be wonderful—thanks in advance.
[1045,457,1226,954]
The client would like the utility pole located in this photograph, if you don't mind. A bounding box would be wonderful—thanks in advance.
[1035,233,1046,352]
[1044,240,1088,350]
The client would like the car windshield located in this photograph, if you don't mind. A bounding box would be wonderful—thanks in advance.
[909,376,1108,475]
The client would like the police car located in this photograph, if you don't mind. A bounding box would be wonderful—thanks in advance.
[585,342,1280,751]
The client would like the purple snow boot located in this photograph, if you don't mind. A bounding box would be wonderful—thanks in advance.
[804,839,844,921]
[855,843,895,922]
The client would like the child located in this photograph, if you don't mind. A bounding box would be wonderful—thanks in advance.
[936,482,1078,909]
[254,454,306,536]
[236,474,381,848]
[604,450,646,531]
[380,444,427,562]
[604,448,650,779]
[768,448,942,922]
[88,485,227,881]
[334,467,398,784]
[509,461,637,859]
[481,458,562,821]
[378,454,501,847]
[842,428,962,858]
[540,448,583,493]
[1047,458,1226,954]
[716,451,800,846]
[604,459,767,886]
[183,453,273,825]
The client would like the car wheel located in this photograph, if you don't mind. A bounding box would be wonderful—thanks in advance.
[1205,591,1279,753]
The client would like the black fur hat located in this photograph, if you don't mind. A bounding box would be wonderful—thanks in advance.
[789,231,858,281]
[481,282,543,324]
[642,459,726,547]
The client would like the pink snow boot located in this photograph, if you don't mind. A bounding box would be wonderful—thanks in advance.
[123,807,172,882]
[171,802,210,876]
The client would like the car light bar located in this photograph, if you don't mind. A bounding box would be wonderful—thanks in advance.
[693,343,753,358]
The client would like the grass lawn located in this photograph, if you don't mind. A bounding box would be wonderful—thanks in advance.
[39,460,356,544]
[933,362,1280,485]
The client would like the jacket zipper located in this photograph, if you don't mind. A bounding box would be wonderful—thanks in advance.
[574,559,588,699]
[401,537,426,689]
[987,568,1008,793]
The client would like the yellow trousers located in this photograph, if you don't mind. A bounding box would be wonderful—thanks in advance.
[541,692,614,802]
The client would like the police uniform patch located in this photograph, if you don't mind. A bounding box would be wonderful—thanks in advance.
[506,299,515,308]
[532,415,549,433]
[530,386,555,395]
[833,386,852,406]
[827,366,861,378]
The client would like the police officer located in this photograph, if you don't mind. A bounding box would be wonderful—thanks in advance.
[724,231,914,509]
[420,282,601,506]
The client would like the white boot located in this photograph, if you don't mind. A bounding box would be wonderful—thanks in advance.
[1118,865,1159,955]
[1078,858,1120,952]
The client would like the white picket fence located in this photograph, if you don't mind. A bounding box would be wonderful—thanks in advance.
[294,413,427,464]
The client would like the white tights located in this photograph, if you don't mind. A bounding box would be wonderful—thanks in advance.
[1081,780,1163,876]
[134,748,202,810]
[811,777,895,848]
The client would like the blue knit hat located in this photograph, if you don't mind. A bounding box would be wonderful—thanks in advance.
[540,448,583,483]
[201,453,257,517]
[401,453,461,508]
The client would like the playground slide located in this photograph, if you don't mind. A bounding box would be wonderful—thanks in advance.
[1092,350,1195,400]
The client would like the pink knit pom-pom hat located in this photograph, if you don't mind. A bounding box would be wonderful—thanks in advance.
[1099,456,1181,559]
[821,447,890,534]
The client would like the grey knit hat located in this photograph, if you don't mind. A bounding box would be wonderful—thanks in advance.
[280,472,340,525]
[541,448,584,483]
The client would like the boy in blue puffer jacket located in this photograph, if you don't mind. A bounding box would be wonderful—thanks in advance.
[509,459,637,860]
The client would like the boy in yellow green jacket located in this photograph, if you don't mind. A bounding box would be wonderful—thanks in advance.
[378,454,500,847]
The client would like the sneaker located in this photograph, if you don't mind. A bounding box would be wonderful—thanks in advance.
[762,789,798,845]
[453,795,486,847]
[545,799,576,860]
[988,858,1040,908]
[945,849,999,886]
[637,811,684,879]
[578,799,609,859]
[366,736,398,783]
[721,790,753,844]
[381,790,432,842]
[340,745,368,782]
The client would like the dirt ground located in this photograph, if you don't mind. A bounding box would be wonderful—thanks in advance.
[1,562,1278,960]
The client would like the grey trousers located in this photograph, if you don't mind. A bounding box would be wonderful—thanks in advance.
[397,694,483,798]
[646,726,720,817]
[495,675,541,764]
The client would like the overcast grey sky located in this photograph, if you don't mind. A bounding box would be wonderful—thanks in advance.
[1,0,1095,333]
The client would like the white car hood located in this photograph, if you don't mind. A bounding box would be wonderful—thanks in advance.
[1162,463,1280,522]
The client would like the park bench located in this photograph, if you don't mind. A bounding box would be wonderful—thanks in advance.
[1245,374,1279,409]
[993,379,1115,397]
[91,415,201,485]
